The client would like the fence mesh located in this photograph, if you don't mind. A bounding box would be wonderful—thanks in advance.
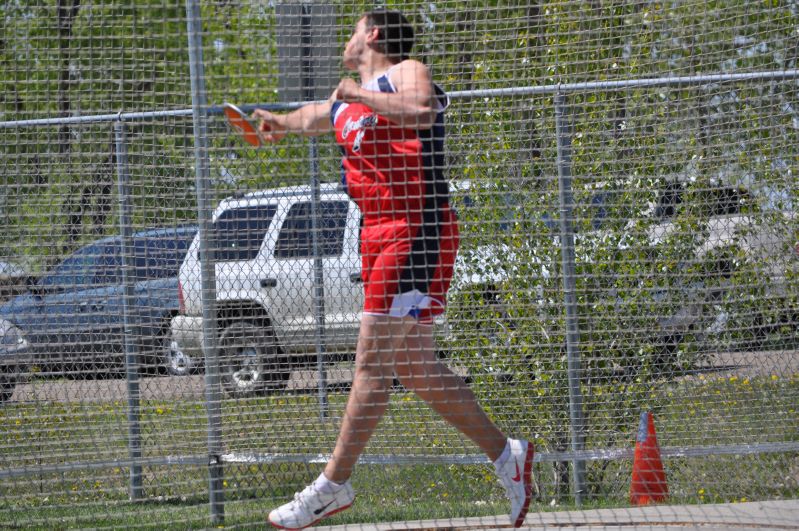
[1,1,798,528]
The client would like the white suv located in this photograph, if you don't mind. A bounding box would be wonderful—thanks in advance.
[171,183,364,397]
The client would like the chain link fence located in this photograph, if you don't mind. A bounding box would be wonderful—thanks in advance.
[1,1,798,528]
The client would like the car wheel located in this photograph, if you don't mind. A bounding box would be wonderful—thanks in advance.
[218,321,288,398]
[161,331,195,377]
[0,367,16,403]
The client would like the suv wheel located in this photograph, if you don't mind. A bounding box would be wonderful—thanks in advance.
[0,367,16,403]
[218,321,288,398]
[161,330,195,377]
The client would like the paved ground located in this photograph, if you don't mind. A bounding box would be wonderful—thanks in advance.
[693,350,799,379]
[316,500,799,531]
[9,366,356,403]
[8,349,798,404]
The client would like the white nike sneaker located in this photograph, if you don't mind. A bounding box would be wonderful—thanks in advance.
[268,479,355,530]
[496,438,535,527]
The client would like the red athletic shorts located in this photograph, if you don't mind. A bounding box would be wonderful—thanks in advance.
[360,205,459,324]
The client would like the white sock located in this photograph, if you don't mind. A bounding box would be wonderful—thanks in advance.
[314,472,344,493]
[493,439,512,470]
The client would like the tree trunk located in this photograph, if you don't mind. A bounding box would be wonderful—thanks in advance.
[57,0,83,253]
[57,0,80,154]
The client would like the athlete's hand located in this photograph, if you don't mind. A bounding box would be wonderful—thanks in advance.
[335,78,362,103]
[252,109,286,143]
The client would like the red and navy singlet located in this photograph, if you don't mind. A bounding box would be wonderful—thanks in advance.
[331,65,458,323]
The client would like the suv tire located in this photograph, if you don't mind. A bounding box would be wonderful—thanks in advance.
[218,321,288,398]
[0,367,16,403]
[159,326,195,377]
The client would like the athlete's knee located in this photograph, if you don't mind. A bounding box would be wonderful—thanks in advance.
[394,348,449,391]
[354,317,396,377]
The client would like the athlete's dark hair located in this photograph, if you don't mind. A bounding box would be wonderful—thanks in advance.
[363,10,415,62]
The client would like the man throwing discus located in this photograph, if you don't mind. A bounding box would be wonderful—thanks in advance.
[253,10,535,529]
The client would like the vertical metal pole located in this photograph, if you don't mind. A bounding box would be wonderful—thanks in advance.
[114,120,143,501]
[554,93,587,504]
[301,4,329,419]
[309,138,329,419]
[185,0,224,523]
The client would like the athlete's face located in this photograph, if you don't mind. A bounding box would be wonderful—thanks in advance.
[342,17,377,71]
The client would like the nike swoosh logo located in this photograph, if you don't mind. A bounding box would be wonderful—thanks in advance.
[512,462,521,482]
[314,500,336,516]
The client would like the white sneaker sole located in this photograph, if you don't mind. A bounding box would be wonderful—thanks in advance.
[514,442,535,527]
[268,501,354,530]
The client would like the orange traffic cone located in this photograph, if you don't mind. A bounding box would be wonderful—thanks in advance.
[630,411,668,505]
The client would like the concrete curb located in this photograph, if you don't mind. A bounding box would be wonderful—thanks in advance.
[316,500,799,531]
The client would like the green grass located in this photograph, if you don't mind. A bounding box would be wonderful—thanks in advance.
[1,373,797,528]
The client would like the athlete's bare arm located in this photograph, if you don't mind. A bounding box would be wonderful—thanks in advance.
[251,93,335,142]
[335,60,438,130]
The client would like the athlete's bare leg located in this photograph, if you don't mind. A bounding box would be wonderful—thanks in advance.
[324,314,410,483]
[394,322,506,461]
[324,315,507,484]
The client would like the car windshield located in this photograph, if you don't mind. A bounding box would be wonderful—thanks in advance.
[38,228,197,288]
[133,229,196,280]
[41,241,121,288]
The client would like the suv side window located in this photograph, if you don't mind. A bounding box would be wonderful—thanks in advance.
[274,201,349,259]
[708,187,745,216]
[655,183,747,220]
[655,183,684,220]
[213,205,278,262]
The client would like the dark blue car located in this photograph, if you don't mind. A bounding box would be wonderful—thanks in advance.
[0,226,197,402]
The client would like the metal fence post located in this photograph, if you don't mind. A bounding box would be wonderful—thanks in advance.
[299,4,329,419]
[309,137,329,419]
[554,92,587,504]
[185,0,224,524]
[114,120,144,501]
